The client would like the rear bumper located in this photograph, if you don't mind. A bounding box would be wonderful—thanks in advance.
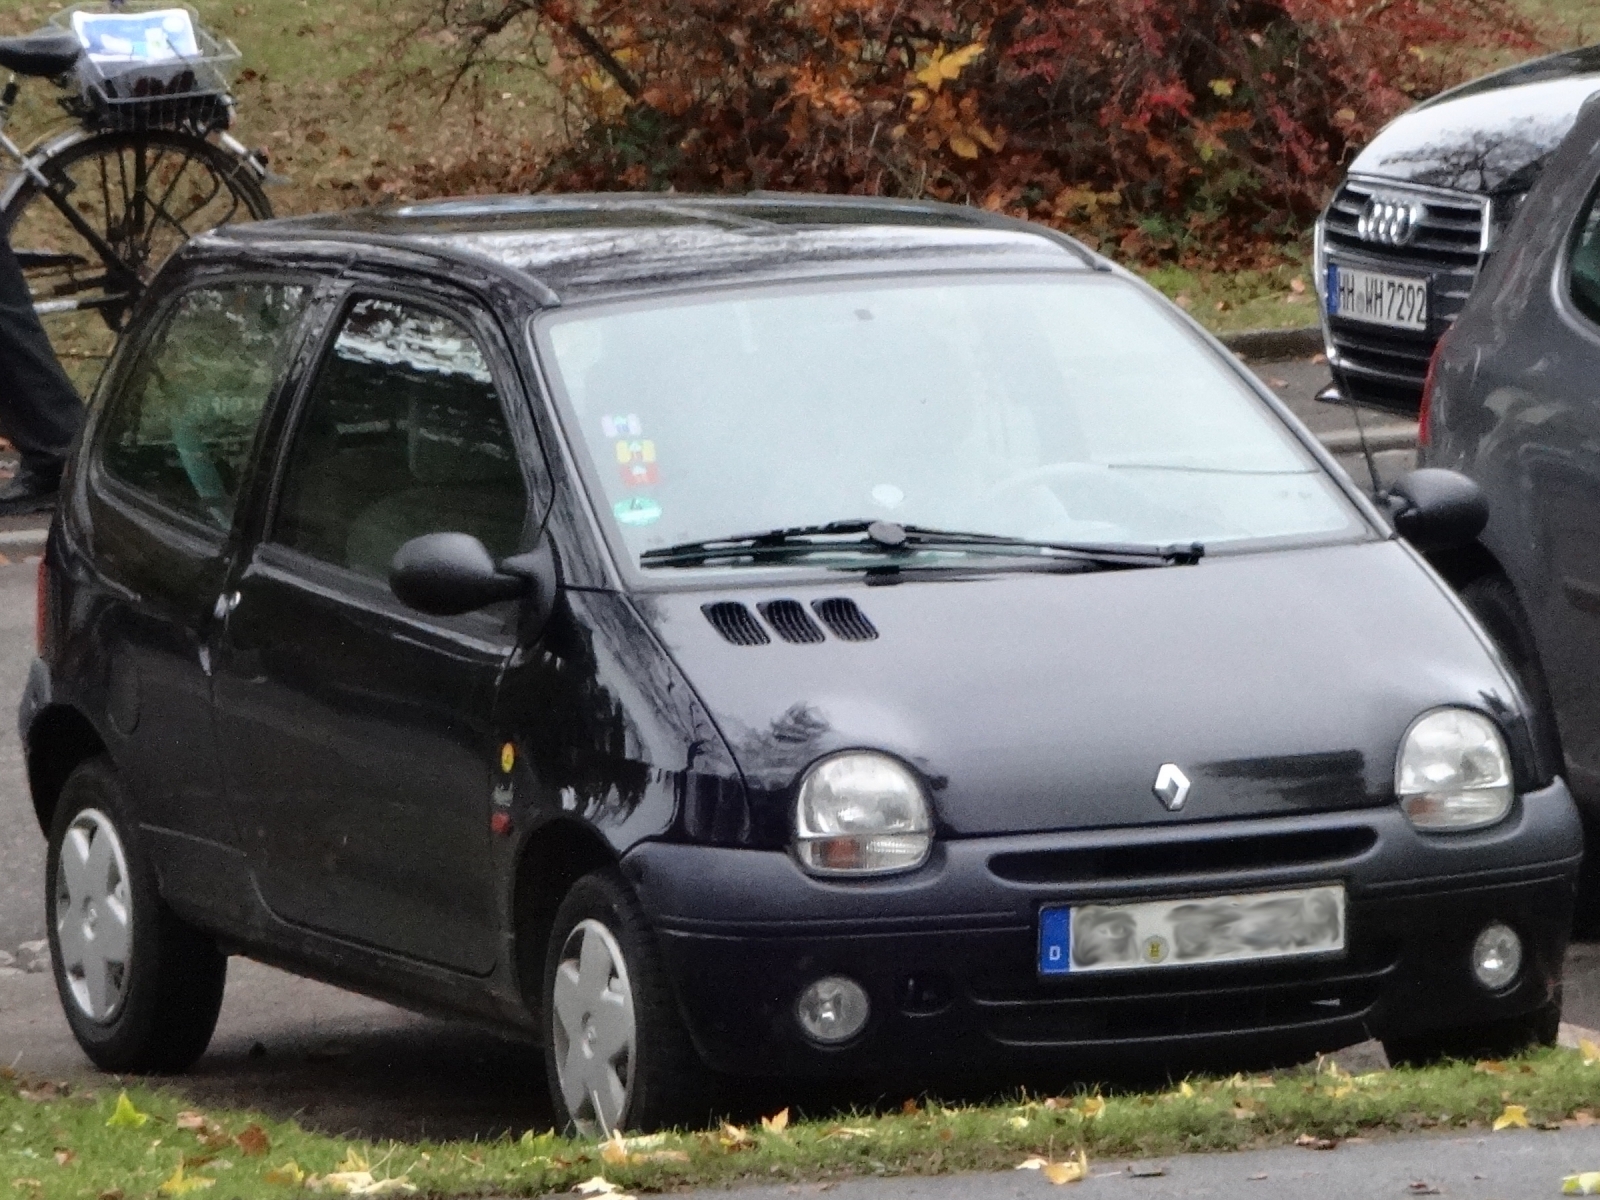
[627,786,1581,1076]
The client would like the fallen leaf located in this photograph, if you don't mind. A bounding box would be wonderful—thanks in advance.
[1566,1173,1600,1195]
[1493,1103,1529,1131]
[334,1149,370,1173]
[1249,1173,1269,1181]
[822,1126,874,1140]
[1474,1060,1506,1074]
[97,1190,123,1200]
[1079,1096,1106,1121]
[324,1172,416,1196]
[719,1123,753,1149]
[635,1150,689,1164]
[1582,1039,1600,1066]
[902,1099,920,1115]
[175,1113,208,1131]
[235,1126,270,1158]
[1290,277,1307,294]
[1575,1111,1598,1127]
[1178,1082,1195,1098]
[1045,1151,1089,1185]
[1209,77,1235,97]
[156,1163,215,1196]
[51,1151,72,1167]
[1008,1116,1030,1129]
[106,1092,150,1129]
[761,1108,790,1133]
[573,1179,629,1197]
[1407,1184,1440,1196]
[263,1162,305,1187]
[1126,1163,1167,1178]
[948,134,980,159]
[1294,1134,1338,1150]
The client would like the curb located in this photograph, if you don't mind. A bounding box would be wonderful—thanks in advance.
[1218,325,1324,359]
[1319,426,1417,454]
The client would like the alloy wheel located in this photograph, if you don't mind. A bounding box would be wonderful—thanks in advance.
[53,809,134,1022]
[551,918,637,1135]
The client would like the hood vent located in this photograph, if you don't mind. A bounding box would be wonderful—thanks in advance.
[759,599,826,644]
[702,602,770,646]
[812,597,878,642]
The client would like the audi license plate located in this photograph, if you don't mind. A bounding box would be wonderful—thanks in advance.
[1038,885,1345,976]
[1326,263,1428,331]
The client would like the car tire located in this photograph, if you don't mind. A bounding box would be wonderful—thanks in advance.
[1382,995,1561,1067]
[540,867,716,1134]
[44,756,227,1073]
[1457,574,1599,933]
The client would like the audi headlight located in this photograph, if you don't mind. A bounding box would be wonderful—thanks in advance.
[794,752,932,876]
[1396,708,1513,831]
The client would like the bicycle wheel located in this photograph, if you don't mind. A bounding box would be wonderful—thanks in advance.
[2,129,271,387]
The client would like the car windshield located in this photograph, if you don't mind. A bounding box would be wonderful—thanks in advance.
[535,273,1362,570]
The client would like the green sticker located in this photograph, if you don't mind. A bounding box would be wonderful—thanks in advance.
[614,496,663,527]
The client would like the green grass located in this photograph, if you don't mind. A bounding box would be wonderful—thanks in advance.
[7,1050,1600,1199]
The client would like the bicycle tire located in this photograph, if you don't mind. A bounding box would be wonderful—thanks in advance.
[3,128,271,348]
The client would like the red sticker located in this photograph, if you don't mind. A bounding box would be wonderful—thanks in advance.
[620,461,659,487]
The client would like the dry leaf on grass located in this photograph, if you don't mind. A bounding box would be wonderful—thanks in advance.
[235,1126,271,1158]
[1492,1103,1529,1131]
[573,1178,634,1199]
[106,1093,149,1129]
[1294,1134,1338,1150]
[1582,1039,1600,1066]
[322,1172,416,1196]
[1079,1096,1106,1120]
[263,1161,305,1187]
[1566,1173,1600,1195]
[1016,1150,1089,1184]
[51,1151,73,1167]
[718,1123,754,1149]
[156,1163,214,1196]
[761,1108,790,1133]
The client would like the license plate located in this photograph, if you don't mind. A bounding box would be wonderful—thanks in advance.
[1038,885,1345,976]
[1326,263,1428,331]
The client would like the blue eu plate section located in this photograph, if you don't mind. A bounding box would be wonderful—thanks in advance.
[1039,905,1072,976]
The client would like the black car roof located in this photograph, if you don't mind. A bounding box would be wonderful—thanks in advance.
[201,192,1101,305]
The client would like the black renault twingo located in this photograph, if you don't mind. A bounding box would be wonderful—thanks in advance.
[21,193,1584,1134]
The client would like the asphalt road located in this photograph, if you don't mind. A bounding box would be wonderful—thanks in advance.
[3,357,1588,1159]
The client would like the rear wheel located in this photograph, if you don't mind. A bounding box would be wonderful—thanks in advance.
[540,869,716,1134]
[2,130,271,391]
[45,756,226,1073]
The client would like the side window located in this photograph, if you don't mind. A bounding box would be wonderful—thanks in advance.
[1571,182,1600,325]
[274,296,529,580]
[101,282,310,527]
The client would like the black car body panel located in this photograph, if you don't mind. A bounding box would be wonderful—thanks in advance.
[1318,48,1600,413]
[21,193,1583,1085]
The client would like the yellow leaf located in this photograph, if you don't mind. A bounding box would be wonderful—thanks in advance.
[1179,1082,1195,1098]
[908,89,930,114]
[263,1161,305,1187]
[334,1149,370,1174]
[913,49,946,92]
[761,1108,790,1133]
[1580,1038,1600,1065]
[600,1132,630,1166]
[1565,1172,1600,1194]
[1043,1151,1089,1185]
[1493,1104,1529,1131]
[1007,1115,1029,1129]
[718,1123,753,1149]
[157,1163,215,1196]
[324,1173,416,1196]
[106,1093,150,1129]
[941,42,985,77]
[948,134,980,159]
[573,1179,630,1198]
[1016,1157,1048,1170]
[1079,1096,1106,1120]
[1209,78,1235,97]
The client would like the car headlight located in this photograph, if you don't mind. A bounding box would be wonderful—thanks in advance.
[794,752,932,876]
[1395,708,1513,831]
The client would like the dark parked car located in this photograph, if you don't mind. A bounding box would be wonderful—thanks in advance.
[22,194,1583,1134]
[1317,45,1600,413]
[1421,95,1600,893]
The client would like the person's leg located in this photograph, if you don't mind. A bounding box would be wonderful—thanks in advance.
[0,237,85,512]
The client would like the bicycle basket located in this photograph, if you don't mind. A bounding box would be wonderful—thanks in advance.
[48,3,239,133]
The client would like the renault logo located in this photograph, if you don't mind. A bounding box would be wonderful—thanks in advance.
[1357,195,1425,247]
[1153,764,1191,812]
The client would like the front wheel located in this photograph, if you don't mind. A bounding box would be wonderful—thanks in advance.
[540,869,716,1134]
[1382,996,1561,1067]
[45,756,227,1073]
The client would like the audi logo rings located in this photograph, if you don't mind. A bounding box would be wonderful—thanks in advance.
[1358,196,1426,247]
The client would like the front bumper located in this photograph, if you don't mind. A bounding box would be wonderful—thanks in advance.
[627,786,1581,1076]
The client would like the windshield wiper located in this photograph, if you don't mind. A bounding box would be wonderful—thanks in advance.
[638,519,1204,569]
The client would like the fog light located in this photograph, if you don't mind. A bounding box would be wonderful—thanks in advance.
[1472,922,1522,991]
[796,976,870,1045]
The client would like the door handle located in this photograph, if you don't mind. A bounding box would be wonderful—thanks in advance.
[213,590,241,621]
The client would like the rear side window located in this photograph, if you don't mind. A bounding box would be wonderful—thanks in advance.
[273,296,528,579]
[1571,183,1600,325]
[101,282,310,528]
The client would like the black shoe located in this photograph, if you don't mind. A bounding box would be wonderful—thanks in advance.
[0,465,61,515]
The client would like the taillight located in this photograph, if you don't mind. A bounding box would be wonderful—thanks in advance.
[1419,334,1448,451]
[34,552,49,658]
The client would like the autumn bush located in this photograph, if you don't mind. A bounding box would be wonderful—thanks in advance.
[410,0,1546,266]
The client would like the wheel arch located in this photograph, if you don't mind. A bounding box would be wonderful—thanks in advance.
[511,818,620,1013]
[25,704,110,836]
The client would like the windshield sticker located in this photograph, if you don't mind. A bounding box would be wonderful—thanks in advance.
[614,496,663,527]
[621,461,660,487]
[871,483,905,509]
[602,414,643,437]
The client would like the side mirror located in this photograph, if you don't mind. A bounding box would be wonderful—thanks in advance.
[390,532,530,616]
[1383,468,1488,553]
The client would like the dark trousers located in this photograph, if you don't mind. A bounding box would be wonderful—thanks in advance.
[0,237,84,476]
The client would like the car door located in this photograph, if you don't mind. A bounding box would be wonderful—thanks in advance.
[210,288,534,973]
[83,277,313,874]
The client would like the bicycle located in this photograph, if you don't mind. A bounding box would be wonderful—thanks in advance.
[0,2,273,365]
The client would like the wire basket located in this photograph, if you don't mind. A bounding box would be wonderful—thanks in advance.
[48,3,238,133]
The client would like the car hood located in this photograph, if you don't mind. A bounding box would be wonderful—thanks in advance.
[1352,47,1600,195]
[636,540,1518,837]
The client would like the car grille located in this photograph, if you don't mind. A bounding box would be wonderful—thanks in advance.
[1321,178,1489,412]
